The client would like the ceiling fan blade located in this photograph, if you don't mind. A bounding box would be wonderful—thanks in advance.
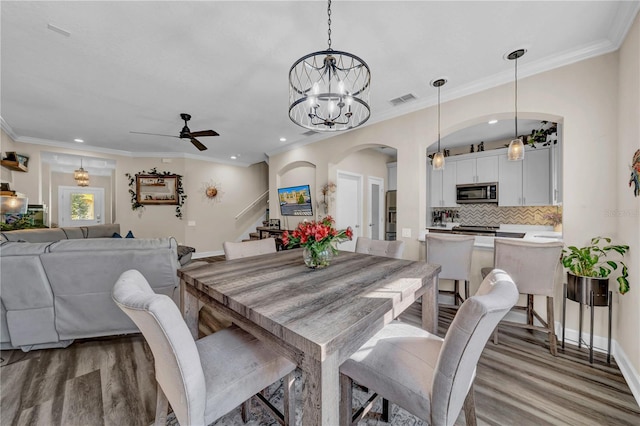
[189,130,219,137]
[190,138,208,151]
[130,131,179,138]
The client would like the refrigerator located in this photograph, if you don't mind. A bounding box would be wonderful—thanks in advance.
[385,190,396,241]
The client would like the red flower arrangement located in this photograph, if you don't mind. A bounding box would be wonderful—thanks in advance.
[282,216,353,267]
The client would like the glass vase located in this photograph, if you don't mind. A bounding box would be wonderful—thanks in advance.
[303,247,333,269]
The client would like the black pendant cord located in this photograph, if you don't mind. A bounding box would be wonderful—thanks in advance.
[514,55,518,138]
[437,85,441,152]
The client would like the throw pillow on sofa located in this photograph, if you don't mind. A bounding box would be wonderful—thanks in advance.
[113,230,135,238]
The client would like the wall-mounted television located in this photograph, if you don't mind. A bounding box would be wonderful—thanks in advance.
[278,185,313,216]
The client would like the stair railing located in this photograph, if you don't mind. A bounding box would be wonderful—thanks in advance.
[235,190,268,220]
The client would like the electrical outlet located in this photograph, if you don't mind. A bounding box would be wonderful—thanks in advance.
[187,221,196,227]
[401,228,411,238]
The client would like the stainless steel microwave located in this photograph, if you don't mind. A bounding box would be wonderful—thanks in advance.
[456,183,498,203]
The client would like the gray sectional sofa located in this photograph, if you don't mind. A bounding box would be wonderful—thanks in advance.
[1,223,195,265]
[0,230,181,351]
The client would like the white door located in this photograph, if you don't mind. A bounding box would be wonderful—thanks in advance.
[58,186,105,227]
[336,171,362,252]
[368,176,384,240]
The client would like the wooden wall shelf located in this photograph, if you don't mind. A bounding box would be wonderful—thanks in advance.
[1,160,28,172]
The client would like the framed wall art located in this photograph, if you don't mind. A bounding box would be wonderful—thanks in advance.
[136,174,179,205]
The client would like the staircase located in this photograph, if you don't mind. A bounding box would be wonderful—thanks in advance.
[242,221,291,251]
[245,231,261,241]
[243,221,269,242]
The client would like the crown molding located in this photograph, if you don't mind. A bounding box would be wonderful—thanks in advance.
[0,116,18,141]
[13,136,256,167]
[17,136,134,157]
[609,2,640,48]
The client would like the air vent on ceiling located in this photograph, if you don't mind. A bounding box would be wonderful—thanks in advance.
[302,130,319,137]
[389,93,417,106]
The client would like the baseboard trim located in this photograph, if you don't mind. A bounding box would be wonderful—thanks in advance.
[555,322,611,354]
[555,321,640,407]
[192,250,224,259]
[613,340,640,407]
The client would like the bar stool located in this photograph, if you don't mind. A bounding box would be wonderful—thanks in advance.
[426,233,475,307]
[481,238,563,355]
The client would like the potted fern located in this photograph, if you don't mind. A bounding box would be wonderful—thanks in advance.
[562,237,630,305]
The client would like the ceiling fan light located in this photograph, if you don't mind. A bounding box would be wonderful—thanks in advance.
[432,152,445,170]
[508,137,525,161]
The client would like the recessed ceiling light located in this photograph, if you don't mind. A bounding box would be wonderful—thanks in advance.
[279,137,287,142]
[230,155,237,160]
[488,120,498,124]
[74,138,84,143]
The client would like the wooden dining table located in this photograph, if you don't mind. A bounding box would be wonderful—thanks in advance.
[178,248,441,426]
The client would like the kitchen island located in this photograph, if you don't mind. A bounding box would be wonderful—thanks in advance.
[419,223,562,249]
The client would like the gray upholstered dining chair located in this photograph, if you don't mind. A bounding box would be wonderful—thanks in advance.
[112,269,296,426]
[223,238,276,260]
[426,233,475,307]
[355,237,405,259]
[339,269,518,426]
[480,238,563,355]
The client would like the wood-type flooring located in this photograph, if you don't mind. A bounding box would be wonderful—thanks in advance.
[1,290,639,425]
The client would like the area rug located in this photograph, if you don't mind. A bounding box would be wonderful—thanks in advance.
[166,369,427,425]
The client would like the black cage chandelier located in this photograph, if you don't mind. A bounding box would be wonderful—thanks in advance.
[288,0,371,132]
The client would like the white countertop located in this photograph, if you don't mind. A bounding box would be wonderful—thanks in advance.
[419,224,562,248]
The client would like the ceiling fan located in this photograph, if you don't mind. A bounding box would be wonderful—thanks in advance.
[130,113,219,151]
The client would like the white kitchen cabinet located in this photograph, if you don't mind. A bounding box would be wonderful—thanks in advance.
[477,156,499,182]
[430,161,457,207]
[498,147,551,206]
[455,155,498,184]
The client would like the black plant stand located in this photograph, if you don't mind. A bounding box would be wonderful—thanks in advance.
[562,282,612,364]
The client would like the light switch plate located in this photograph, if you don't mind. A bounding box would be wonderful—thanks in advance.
[187,221,196,227]
[401,228,411,238]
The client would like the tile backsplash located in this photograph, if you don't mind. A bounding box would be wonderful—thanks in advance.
[433,204,561,226]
